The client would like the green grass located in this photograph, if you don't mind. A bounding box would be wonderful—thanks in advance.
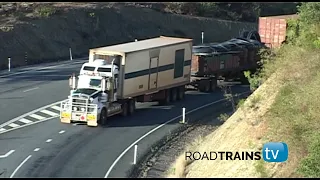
[256,44,320,177]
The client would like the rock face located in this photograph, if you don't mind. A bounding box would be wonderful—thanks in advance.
[0,3,256,69]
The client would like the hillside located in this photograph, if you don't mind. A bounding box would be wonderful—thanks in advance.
[0,2,257,70]
[167,2,320,178]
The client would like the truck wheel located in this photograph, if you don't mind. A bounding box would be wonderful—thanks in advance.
[177,86,185,100]
[170,88,177,102]
[99,108,107,126]
[128,99,136,115]
[210,79,217,92]
[199,80,210,92]
[159,90,170,105]
[121,102,128,117]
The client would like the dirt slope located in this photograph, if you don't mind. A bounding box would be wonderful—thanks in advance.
[0,2,256,69]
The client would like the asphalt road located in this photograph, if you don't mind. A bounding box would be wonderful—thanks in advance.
[0,59,87,125]
[0,85,250,178]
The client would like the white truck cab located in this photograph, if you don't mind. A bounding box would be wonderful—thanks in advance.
[60,58,122,127]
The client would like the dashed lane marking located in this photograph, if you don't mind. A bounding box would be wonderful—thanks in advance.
[50,105,61,111]
[19,118,33,124]
[40,109,58,116]
[46,139,52,143]
[0,101,64,134]
[29,114,45,120]
[8,123,19,128]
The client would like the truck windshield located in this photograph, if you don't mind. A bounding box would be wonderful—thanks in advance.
[89,79,101,88]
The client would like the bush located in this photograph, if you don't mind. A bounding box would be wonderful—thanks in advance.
[34,5,56,18]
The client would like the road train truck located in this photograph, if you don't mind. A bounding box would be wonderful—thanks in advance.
[60,36,193,127]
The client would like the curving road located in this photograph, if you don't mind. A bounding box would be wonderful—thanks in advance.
[0,58,87,125]
[0,59,251,178]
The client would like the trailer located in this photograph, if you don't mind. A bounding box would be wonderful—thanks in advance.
[60,36,193,126]
[189,35,267,92]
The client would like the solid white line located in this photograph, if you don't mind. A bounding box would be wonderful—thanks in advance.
[0,128,6,132]
[59,130,65,134]
[19,118,33,124]
[40,109,58,116]
[29,114,45,120]
[46,139,52,143]
[10,155,32,178]
[104,91,250,178]
[0,150,15,158]
[34,148,40,152]
[23,87,39,93]
[8,123,20,128]
[51,106,60,111]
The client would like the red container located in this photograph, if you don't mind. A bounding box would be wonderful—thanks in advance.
[259,14,298,48]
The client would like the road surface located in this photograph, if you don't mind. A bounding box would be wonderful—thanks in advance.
[0,85,250,178]
[0,59,87,126]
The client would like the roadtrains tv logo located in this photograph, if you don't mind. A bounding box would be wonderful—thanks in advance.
[185,142,288,162]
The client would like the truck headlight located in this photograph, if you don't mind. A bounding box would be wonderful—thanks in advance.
[81,107,85,112]
[73,107,77,111]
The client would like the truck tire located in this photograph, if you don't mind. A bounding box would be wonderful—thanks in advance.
[99,108,108,126]
[121,102,128,117]
[210,79,217,92]
[199,79,210,92]
[128,99,136,115]
[159,89,171,105]
[170,88,178,102]
[177,86,185,100]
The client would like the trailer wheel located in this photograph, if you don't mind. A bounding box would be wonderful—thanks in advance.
[121,102,128,117]
[199,80,210,92]
[159,90,171,105]
[177,86,185,100]
[170,88,178,102]
[128,99,136,115]
[210,79,217,92]
[99,108,108,126]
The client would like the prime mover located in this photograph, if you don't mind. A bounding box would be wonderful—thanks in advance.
[60,36,193,126]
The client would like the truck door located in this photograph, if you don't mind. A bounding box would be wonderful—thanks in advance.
[148,57,159,90]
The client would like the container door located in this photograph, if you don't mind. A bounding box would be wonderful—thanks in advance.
[148,57,159,90]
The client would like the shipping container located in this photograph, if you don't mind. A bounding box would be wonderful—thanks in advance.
[259,14,298,48]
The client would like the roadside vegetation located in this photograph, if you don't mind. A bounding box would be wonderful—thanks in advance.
[167,2,320,178]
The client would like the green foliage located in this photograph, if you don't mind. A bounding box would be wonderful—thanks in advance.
[34,5,56,18]
[244,71,261,91]
[297,133,320,177]
[218,113,230,122]
[236,99,246,109]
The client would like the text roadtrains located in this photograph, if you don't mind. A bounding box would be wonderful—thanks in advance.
[185,151,262,161]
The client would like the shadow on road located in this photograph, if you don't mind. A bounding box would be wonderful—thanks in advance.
[72,84,252,128]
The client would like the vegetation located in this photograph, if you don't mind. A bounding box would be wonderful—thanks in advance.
[163,3,299,22]
[243,2,320,177]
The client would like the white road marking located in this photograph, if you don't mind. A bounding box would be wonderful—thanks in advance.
[59,130,65,134]
[0,150,15,158]
[10,155,32,178]
[46,139,52,143]
[104,91,250,178]
[8,123,19,128]
[40,109,58,116]
[19,118,33,124]
[29,114,45,120]
[23,87,39,93]
[34,148,40,152]
[0,100,65,131]
[51,105,61,111]
[0,57,87,78]
[73,124,77,126]
[0,116,57,135]
[0,128,6,132]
